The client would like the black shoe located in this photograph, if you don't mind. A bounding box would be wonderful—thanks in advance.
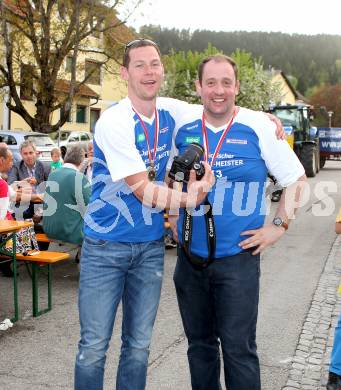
[327,372,341,390]
[164,236,177,249]
[0,263,14,278]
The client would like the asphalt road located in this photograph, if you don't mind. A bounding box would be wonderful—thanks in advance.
[0,160,341,390]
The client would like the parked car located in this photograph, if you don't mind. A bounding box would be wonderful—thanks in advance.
[0,130,57,165]
[51,130,92,157]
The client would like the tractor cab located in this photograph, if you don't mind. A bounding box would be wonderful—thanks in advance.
[268,104,319,177]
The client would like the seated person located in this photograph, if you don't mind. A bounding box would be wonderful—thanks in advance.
[0,144,38,276]
[43,145,91,249]
[0,145,14,220]
[8,140,49,220]
[50,147,63,171]
[79,141,93,184]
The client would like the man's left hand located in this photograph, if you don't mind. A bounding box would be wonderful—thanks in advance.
[239,224,286,255]
[24,176,37,186]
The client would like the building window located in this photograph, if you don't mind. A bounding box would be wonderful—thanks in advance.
[76,105,87,123]
[20,64,34,100]
[85,60,101,85]
[90,108,100,132]
[65,56,73,73]
[60,105,72,122]
[89,18,101,38]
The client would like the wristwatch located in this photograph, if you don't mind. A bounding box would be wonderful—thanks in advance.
[272,217,288,230]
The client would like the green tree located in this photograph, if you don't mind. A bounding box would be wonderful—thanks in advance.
[161,43,219,103]
[232,49,282,110]
[161,45,282,110]
[309,84,341,127]
[141,26,341,95]
[0,0,140,134]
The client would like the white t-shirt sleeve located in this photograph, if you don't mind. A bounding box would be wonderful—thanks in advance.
[167,134,179,171]
[159,99,202,171]
[255,114,305,187]
[94,105,146,182]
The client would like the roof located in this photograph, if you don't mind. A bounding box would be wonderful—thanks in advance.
[272,70,298,99]
[55,80,99,99]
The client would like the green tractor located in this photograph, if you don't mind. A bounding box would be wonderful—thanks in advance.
[268,104,320,177]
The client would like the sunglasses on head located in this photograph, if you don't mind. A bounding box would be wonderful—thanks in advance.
[124,38,158,52]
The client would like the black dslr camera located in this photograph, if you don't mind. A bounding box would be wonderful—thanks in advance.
[168,143,205,183]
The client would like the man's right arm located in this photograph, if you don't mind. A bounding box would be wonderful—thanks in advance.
[125,162,214,211]
[7,164,19,184]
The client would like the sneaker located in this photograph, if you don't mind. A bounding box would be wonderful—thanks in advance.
[327,372,341,390]
[164,235,177,249]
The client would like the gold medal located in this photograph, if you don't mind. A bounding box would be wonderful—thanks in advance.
[147,162,156,181]
[132,107,159,183]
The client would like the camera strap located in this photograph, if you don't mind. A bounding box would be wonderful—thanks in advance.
[182,199,216,268]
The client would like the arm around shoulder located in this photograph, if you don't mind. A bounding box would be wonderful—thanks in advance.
[7,164,19,184]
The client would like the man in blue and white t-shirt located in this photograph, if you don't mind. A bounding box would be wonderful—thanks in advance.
[74,39,215,390]
[168,55,306,390]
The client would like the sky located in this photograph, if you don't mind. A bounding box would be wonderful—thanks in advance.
[119,0,341,36]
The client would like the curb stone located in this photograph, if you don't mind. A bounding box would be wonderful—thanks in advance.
[283,235,341,390]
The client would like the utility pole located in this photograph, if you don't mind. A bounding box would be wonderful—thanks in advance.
[328,111,334,128]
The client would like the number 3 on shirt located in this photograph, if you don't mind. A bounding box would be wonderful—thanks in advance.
[215,170,223,179]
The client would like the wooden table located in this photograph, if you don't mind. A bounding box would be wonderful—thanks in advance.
[0,220,33,322]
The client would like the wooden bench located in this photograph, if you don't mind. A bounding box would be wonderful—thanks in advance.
[16,251,70,317]
[36,233,53,243]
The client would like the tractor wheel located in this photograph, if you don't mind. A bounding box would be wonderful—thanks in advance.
[300,144,317,177]
[320,156,326,169]
[315,146,320,173]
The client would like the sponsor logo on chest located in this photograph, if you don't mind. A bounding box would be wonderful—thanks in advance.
[226,139,248,145]
[137,133,146,143]
[185,136,201,144]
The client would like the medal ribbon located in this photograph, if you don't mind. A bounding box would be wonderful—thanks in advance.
[133,108,159,168]
[202,109,236,167]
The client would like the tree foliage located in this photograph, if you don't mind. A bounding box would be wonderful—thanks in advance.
[309,84,341,127]
[141,25,341,95]
[0,0,138,133]
[161,44,282,110]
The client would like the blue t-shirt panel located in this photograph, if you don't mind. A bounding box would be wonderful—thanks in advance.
[175,119,268,257]
[134,108,175,177]
[84,107,175,242]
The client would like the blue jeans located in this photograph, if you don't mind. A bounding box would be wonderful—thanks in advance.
[331,313,341,376]
[74,236,165,390]
[174,247,261,390]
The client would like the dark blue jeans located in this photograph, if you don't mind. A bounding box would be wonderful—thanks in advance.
[174,247,261,390]
[74,236,164,390]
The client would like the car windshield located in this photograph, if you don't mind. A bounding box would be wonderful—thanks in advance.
[273,109,300,128]
[59,132,71,141]
[24,135,55,146]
